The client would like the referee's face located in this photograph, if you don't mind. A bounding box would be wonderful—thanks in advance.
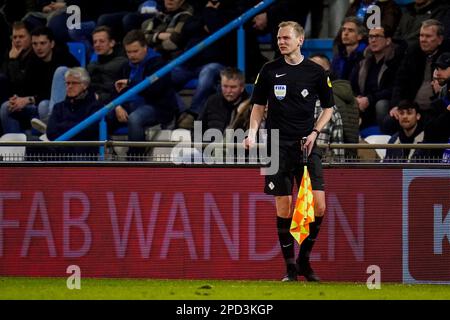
[277,26,302,56]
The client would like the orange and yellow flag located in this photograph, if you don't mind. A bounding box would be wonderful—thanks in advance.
[290,165,315,244]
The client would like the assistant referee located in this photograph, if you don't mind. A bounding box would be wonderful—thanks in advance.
[244,21,334,282]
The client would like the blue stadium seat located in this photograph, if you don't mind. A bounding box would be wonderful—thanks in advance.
[302,39,334,60]
[245,83,254,95]
[257,33,272,44]
[360,125,382,138]
[67,42,86,67]
[183,78,198,90]
[89,52,98,63]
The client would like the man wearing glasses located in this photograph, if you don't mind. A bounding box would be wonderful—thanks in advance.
[350,24,404,131]
[44,67,101,157]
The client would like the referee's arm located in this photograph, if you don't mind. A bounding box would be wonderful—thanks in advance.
[243,103,266,149]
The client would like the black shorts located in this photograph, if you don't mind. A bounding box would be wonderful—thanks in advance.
[264,141,324,196]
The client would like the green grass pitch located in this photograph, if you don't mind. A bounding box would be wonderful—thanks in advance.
[1,277,450,300]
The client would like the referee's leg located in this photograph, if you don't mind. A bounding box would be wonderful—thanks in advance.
[275,195,298,281]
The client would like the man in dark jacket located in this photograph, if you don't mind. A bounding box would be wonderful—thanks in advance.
[46,67,102,156]
[86,26,128,104]
[331,16,367,81]
[0,21,33,107]
[108,29,178,157]
[351,25,404,130]
[200,67,250,133]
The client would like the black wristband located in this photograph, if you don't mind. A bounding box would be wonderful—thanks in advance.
[312,129,320,135]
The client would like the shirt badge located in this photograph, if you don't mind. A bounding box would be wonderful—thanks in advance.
[274,85,286,100]
[301,89,309,98]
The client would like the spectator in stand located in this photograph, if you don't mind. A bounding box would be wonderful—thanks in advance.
[22,1,69,42]
[351,25,404,131]
[309,53,360,157]
[394,0,450,49]
[44,67,102,157]
[97,1,160,42]
[0,27,78,134]
[345,0,402,35]
[141,0,194,61]
[87,26,128,104]
[0,22,33,106]
[384,19,449,134]
[108,30,178,157]
[431,68,443,97]
[384,100,425,162]
[199,67,250,133]
[331,16,367,81]
[425,52,450,159]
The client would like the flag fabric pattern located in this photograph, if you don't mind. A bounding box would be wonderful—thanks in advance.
[290,165,315,244]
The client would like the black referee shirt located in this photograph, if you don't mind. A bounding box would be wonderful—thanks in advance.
[251,57,335,142]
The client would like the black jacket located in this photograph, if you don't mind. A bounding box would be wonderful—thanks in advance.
[1,48,34,97]
[351,43,404,107]
[46,89,102,154]
[87,48,127,104]
[200,90,250,133]
[25,45,79,103]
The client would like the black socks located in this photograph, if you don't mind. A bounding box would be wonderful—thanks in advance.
[298,215,324,263]
[277,216,295,267]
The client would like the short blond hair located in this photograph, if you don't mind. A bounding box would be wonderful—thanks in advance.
[278,21,305,38]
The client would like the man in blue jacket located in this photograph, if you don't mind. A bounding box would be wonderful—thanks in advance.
[108,29,178,158]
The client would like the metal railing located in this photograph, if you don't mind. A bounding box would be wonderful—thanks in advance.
[1,141,449,166]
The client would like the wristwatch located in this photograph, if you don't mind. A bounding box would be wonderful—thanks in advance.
[312,129,320,135]
[28,96,34,105]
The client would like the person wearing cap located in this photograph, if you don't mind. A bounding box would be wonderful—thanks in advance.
[425,52,450,160]
[433,52,450,100]
[384,100,425,162]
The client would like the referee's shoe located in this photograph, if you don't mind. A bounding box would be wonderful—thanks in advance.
[281,265,297,282]
[296,261,320,282]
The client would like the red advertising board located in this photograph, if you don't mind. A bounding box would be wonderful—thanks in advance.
[0,167,448,283]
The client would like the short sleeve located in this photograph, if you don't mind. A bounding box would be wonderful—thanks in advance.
[250,64,270,106]
[317,69,335,109]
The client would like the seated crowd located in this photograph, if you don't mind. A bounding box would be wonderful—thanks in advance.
[0,0,449,162]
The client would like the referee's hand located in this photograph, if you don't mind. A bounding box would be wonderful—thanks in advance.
[303,132,317,156]
[243,136,255,149]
